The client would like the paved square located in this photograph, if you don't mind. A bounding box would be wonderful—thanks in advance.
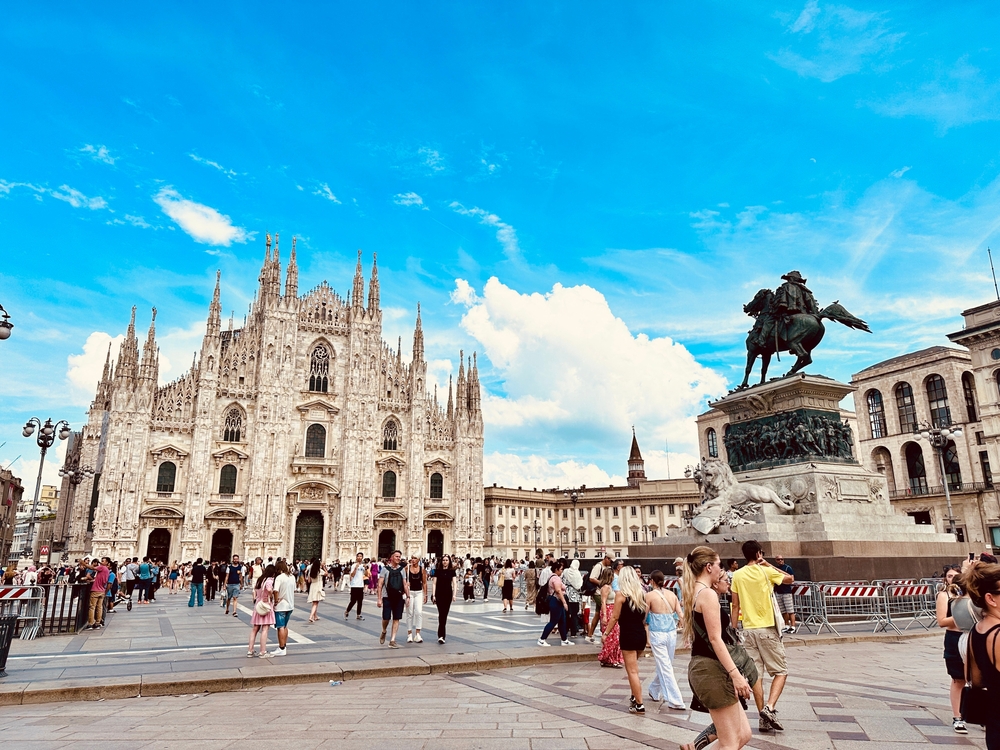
[0,630,986,748]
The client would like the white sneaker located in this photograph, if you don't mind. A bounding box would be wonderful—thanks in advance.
[537,638,551,647]
[561,640,574,646]
[406,633,413,643]
[585,636,595,643]
[414,635,423,643]
[438,637,445,644]
[273,647,286,657]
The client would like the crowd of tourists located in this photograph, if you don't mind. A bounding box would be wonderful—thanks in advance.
[14,543,999,750]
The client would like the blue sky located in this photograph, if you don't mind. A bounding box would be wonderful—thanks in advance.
[5,2,1000,490]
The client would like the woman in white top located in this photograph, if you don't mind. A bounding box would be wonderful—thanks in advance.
[645,569,685,709]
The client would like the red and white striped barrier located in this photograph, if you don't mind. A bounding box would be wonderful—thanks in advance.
[0,585,44,639]
[820,585,881,598]
[0,587,34,600]
[885,584,931,598]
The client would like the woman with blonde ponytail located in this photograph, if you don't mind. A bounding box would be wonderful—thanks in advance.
[680,546,753,750]
[603,566,649,714]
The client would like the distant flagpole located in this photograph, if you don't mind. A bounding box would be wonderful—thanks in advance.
[990,247,1000,301]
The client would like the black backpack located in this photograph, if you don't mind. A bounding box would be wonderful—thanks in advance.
[387,565,405,593]
[535,582,550,615]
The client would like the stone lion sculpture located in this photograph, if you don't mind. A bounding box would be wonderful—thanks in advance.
[691,457,796,535]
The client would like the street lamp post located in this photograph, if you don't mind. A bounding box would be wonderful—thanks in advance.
[22,417,71,561]
[488,524,495,548]
[532,520,541,549]
[563,487,585,558]
[58,453,94,555]
[917,421,963,536]
[0,303,12,341]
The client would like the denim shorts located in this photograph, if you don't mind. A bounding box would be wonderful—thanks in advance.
[226,584,241,600]
[382,593,405,621]
[274,610,292,629]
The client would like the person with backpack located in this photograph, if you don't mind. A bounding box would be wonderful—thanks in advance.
[377,549,409,648]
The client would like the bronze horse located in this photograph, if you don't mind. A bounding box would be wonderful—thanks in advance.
[739,289,870,389]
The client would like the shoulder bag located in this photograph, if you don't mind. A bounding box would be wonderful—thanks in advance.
[254,579,274,616]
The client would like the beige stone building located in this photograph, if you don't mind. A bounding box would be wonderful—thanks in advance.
[483,434,701,559]
[850,302,1000,549]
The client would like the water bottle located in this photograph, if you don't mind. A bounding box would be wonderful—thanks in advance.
[329,680,342,687]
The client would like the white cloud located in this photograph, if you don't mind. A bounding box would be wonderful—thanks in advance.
[450,202,522,261]
[9,439,68,497]
[1,179,109,210]
[189,153,237,178]
[67,332,125,406]
[394,191,427,209]
[453,277,728,461]
[870,58,1000,131]
[770,2,904,82]
[890,166,911,178]
[484,452,625,489]
[419,147,445,172]
[153,187,250,246]
[107,214,153,229]
[49,185,108,210]
[313,183,341,204]
[81,144,115,165]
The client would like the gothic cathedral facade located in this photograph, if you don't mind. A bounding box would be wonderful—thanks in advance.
[69,235,485,563]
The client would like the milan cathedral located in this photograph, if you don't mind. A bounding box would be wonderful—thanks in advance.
[68,235,485,563]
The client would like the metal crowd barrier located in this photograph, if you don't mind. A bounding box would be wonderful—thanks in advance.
[37,583,91,636]
[0,586,44,640]
[883,583,936,630]
[812,582,897,636]
[790,583,826,633]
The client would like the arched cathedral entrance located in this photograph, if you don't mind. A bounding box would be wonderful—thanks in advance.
[293,510,324,561]
[377,529,396,560]
[427,530,444,558]
[147,528,171,562]
[210,529,233,562]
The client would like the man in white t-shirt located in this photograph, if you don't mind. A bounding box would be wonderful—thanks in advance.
[272,560,296,657]
[344,552,367,621]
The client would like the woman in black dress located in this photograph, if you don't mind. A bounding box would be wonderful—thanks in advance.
[603,565,649,714]
[431,555,458,644]
[500,559,515,612]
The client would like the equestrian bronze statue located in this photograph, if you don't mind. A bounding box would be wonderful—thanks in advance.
[739,270,870,389]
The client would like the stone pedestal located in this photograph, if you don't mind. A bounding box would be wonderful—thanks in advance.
[660,374,970,578]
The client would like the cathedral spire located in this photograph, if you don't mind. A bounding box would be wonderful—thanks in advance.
[352,249,365,310]
[367,253,380,315]
[447,375,454,420]
[207,270,221,336]
[259,232,281,302]
[139,308,158,381]
[412,303,424,362]
[101,342,112,382]
[456,350,467,415]
[115,305,140,383]
[285,236,298,298]
[397,336,402,366]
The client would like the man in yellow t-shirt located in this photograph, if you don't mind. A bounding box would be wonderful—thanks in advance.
[731,540,793,734]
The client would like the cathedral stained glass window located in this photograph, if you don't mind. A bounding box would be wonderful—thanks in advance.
[223,407,242,442]
[383,420,399,450]
[309,345,329,393]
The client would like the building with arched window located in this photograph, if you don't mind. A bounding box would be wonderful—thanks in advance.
[853,343,1000,547]
[68,237,485,563]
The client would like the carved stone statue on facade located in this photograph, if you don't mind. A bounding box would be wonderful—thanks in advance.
[740,270,871,388]
[688,457,796,534]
